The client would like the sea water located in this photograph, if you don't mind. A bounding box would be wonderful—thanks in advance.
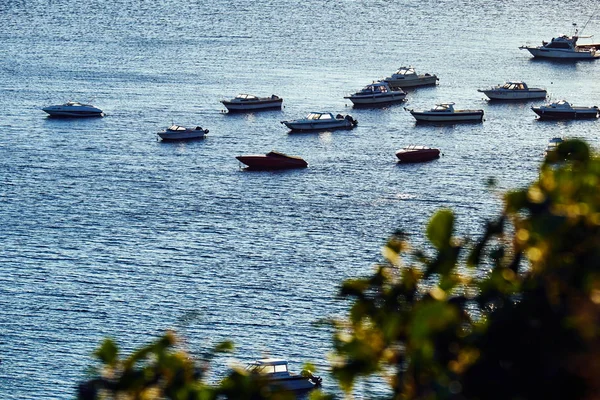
[0,0,599,397]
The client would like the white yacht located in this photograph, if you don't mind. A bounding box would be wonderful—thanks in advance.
[158,125,209,140]
[42,101,104,117]
[221,94,283,112]
[246,359,322,392]
[281,112,357,131]
[344,81,406,105]
[478,81,547,100]
[519,34,600,60]
[406,103,484,123]
[532,100,599,119]
[383,66,438,88]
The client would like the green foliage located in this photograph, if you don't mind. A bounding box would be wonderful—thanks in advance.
[331,139,600,399]
[78,331,322,400]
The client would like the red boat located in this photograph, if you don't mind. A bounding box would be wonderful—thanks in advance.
[236,151,308,170]
[395,145,440,163]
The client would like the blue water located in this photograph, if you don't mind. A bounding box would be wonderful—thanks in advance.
[1,0,599,398]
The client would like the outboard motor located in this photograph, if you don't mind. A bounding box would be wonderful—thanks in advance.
[301,370,322,387]
[344,115,358,125]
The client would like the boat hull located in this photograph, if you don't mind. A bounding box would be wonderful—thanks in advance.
[479,89,547,100]
[410,111,484,123]
[221,98,283,112]
[396,148,440,163]
[158,129,208,140]
[532,108,599,119]
[42,108,103,117]
[346,93,406,105]
[283,120,356,131]
[236,154,308,170]
[267,376,319,392]
[521,47,600,59]
[384,75,438,88]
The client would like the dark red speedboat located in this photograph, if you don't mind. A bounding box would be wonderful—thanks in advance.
[236,151,308,170]
[395,145,440,163]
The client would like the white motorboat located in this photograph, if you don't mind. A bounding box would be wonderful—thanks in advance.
[42,101,104,117]
[344,81,406,105]
[478,81,547,100]
[406,103,484,123]
[519,34,600,60]
[281,112,357,131]
[246,358,322,392]
[383,66,438,88]
[221,94,283,112]
[531,100,599,119]
[158,125,209,140]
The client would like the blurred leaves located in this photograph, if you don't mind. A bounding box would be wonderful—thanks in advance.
[331,139,600,400]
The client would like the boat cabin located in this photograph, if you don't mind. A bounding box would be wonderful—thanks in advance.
[501,82,529,90]
[543,35,577,49]
[392,66,417,77]
[431,103,455,112]
[234,94,259,101]
[306,112,335,120]
[246,359,290,375]
[358,82,391,94]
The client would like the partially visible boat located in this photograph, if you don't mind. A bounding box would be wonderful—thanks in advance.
[236,151,308,170]
[221,94,283,112]
[42,101,104,117]
[396,145,441,163]
[344,81,406,106]
[245,358,322,392]
[383,66,438,88]
[406,103,484,123]
[478,81,547,100]
[531,100,599,119]
[281,112,357,131]
[519,34,600,60]
[544,137,564,157]
[158,125,209,141]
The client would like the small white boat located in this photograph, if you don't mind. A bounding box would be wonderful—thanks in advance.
[478,81,547,100]
[246,358,322,392]
[221,94,283,112]
[158,125,209,140]
[344,81,406,105]
[42,101,104,117]
[281,112,357,131]
[383,66,438,88]
[532,100,599,119]
[406,103,484,123]
[519,34,600,60]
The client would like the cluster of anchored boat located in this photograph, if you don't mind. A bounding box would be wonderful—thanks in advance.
[42,28,600,170]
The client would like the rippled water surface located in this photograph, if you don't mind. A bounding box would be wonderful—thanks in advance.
[1,0,600,397]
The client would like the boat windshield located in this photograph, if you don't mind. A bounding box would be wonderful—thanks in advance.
[502,82,526,90]
[235,94,258,101]
[361,84,388,93]
[432,103,454,112]
[394,67,416,76]
[307,112,332,120]
[246,363,288,374]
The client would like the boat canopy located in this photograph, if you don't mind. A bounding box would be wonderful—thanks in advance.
[393,66,417,76]
[432,103,455,112]
[306,112,333,120]
[246,359,289,374]
[501,82,528,90]
[235,94,259,101]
